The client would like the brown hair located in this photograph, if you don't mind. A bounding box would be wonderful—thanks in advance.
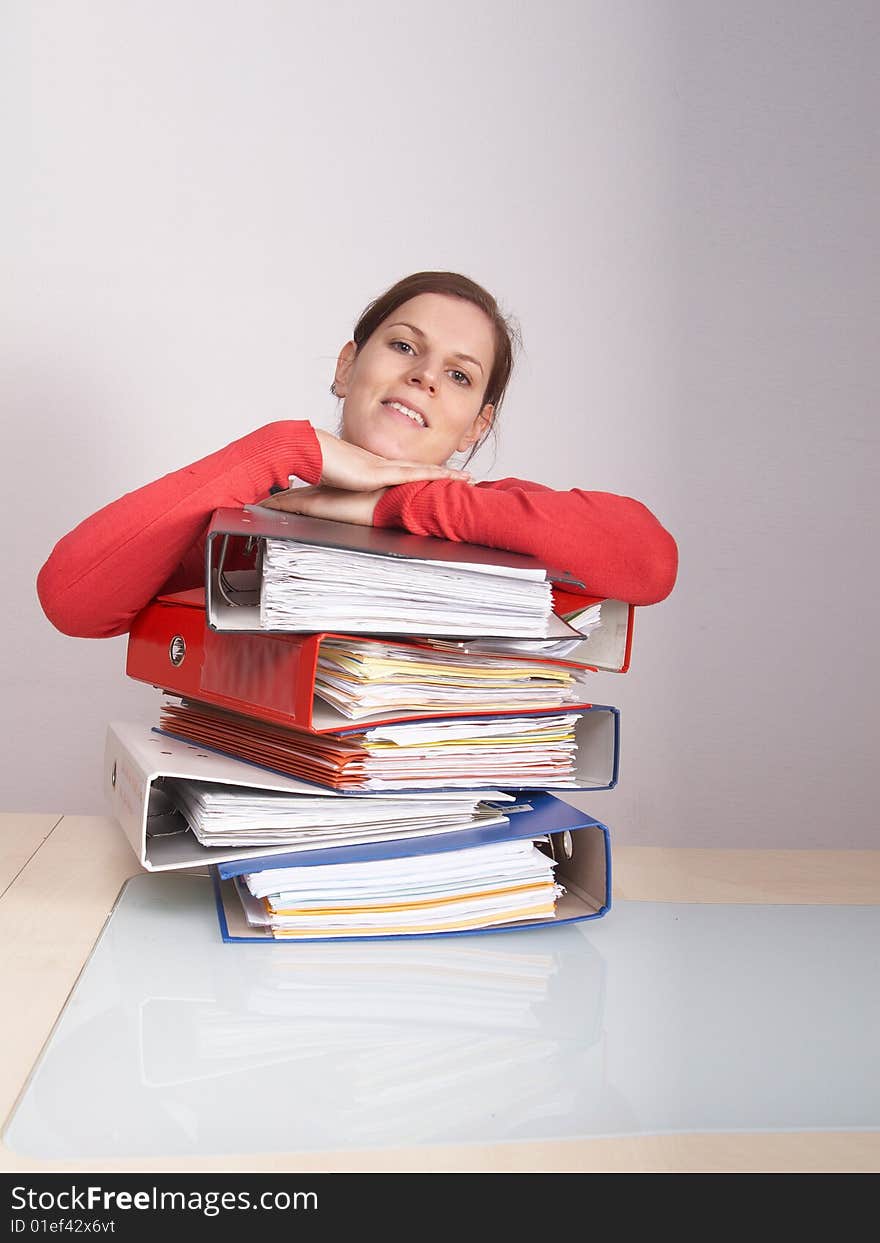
[345,271,519,462]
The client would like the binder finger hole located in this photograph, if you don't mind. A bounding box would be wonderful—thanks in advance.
[169,636,186,667]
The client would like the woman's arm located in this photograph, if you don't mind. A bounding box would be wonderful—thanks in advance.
[373,477,678,606]
[37,421,324,639]
[37,423,473,640]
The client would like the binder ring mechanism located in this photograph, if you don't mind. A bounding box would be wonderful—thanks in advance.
[216,534,262,608]
[546,830,575,862]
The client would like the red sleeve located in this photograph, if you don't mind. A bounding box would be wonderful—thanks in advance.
[373,476,678,606]
[37,420,323,639]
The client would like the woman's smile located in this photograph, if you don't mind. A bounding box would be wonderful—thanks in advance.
[380,398,428,429]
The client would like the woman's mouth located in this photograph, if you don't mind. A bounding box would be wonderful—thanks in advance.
[381,399,427,428]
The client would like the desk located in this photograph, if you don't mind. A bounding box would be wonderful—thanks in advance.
[2,811,879,1173]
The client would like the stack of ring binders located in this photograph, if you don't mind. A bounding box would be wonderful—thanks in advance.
[106,507,635,942]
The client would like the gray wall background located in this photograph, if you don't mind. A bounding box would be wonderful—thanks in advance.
[2,1,877,846]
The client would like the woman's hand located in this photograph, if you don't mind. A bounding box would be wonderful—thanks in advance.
[257,429,476,527]
[258,484,388,527]
[315,428,470,491]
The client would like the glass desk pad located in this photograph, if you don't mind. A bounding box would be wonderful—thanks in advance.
[5,872,879,1159]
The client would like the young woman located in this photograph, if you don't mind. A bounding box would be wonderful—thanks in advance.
[37,271,678,639]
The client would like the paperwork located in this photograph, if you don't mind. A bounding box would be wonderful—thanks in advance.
[234,836,562,938]
[314,637,590,719]
[159,699,581,790]
[260,539,555,637]
[165,777,512,850]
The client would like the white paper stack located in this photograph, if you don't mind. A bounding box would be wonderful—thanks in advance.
[164,777,512,850]
[236,836,561,939]
[259,539,554,637]
[357,715,580,789]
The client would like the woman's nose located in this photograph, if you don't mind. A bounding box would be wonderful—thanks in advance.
[407,359,437,394]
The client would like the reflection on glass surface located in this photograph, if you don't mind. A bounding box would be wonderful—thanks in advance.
[6,874,880,1160]
[5,874,625,1158]
[135,934,611,1148]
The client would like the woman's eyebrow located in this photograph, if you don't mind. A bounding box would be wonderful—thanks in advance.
[386,321,485,374]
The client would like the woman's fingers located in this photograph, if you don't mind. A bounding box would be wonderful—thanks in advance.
[377,461,472,483]
[257,486,384,526]
[259,459,472,519]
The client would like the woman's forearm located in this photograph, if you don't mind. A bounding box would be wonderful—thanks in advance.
[373,477,678,606]
[37,421,322,638]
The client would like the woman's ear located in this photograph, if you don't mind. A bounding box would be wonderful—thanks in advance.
[457,403,494,453]
[333,341,357,397]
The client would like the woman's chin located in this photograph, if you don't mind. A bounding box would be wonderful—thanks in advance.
[346,420,432,465]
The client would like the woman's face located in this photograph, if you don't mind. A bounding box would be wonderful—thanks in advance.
[335,293,496,465]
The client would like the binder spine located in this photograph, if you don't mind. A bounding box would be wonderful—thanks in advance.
[201,629,320,729]
[103,725,150,868]
[127,601,323,731]
[127,600,206,701]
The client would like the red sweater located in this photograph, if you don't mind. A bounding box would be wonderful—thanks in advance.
[37,421,678,639]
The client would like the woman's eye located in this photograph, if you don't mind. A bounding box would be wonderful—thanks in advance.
[449,369,470,386]
[390,340,415,355]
